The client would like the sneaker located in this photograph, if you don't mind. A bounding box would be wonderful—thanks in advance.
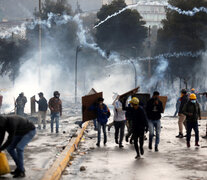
[11,168,20,175]
[195,142,200,146]
[202,135,207,139]
[104,140,107,145]
[140,147,144,155]
[187,141,190,148]
[183,134,187,137]
[108,126,111,131]
[43,125,46,129]
[155,146,159,152]
[13,171,25,178]
[176,133,183,138]
[135,154,140,159]
[96,143,100,147]
[119,144,124,148]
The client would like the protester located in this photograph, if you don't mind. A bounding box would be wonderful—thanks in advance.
[176,89,188,138]
[89,97,110,147]
[146,91,163,152]
[35,92,48,130]
[125,98,135,144]
[174,97,181,117]
[182,93,201,147]
[113,98,126,148]
[48,91,62,133]
[0,115,36,178]
[122,97,148,159]
[15,92,27,116]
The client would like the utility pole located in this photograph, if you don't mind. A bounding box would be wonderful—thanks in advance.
[148,26,151,78]
[130,60,137,88]
[38,0,42,85]
[75,46,81,103]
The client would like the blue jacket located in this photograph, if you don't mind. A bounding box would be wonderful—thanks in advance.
[89,104,109,125]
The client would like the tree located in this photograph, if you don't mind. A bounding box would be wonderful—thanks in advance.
[155,0,207,86]
[0,38,29,83]
[95,0,147,57]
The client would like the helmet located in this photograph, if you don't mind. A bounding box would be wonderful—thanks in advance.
[53,91,60,96]
[191,88,195,91]
[189,93,196,100]
[130,97,139,105]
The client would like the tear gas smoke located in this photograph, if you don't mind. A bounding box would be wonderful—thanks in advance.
[167,4,207,16]
[94,1,168,29]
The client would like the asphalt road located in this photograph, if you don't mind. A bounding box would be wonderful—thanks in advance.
[61,117,207,180]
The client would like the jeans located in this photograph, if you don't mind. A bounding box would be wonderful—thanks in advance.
[97,122,107,144]
[51,112,60,133]
[7,129,36,172]
[16,107,24,116]
[133,132,144,156]
[93,119,97,130]
[148,119,161,147]
[186,121,199,142]
[38,111,47,129]
[114,121,126,145]
[178,113,186,134]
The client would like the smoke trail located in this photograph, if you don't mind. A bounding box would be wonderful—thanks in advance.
[106,50,205,68]
[167,4,207,16]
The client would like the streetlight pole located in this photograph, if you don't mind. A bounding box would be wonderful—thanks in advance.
[38,0,42,85]
[130,60,137,88]
[120,55,137,88]
[75,46,81,103]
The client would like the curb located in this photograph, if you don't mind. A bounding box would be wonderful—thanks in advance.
[41,121,89,180]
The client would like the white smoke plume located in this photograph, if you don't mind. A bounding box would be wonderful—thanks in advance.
[167,4,207,16]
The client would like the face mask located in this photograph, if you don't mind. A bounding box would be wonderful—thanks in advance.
[191,100,196,103]
[55,95,60,98]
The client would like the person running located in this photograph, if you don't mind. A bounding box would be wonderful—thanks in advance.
[48,91,62,133]
[182,93,201,147]
[0,115,36,178]
[146,91,163,152]
[89,97,110,147]
[113,98,126,148]
[122,97,148,159]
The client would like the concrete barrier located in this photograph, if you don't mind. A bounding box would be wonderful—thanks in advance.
[41,121,89,180]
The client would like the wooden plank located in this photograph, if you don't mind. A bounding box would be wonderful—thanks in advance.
[88,88,97,95]
[159,96,168,113]
[30,96,36,115]
[82,92,103,122]
[119,87,140,100]
[132,93,151,109]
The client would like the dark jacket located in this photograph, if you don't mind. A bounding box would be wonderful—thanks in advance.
[49,97,62,114]
[36,97,48,111]
[146,98,163,120]
[182,101,201,122]
[89,103,109,125]
[0,115,35,151]
[179,95,188,114]
[123,104,148,135]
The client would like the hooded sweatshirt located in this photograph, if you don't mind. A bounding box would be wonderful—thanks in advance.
[0,115,35,151]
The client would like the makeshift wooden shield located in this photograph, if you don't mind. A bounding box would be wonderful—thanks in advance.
[132,93,151,109]
[82,92,103,122]
[0,95,3,107]
[30,96,36,115]
[119,87,140,101]
[159,96,168,112]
